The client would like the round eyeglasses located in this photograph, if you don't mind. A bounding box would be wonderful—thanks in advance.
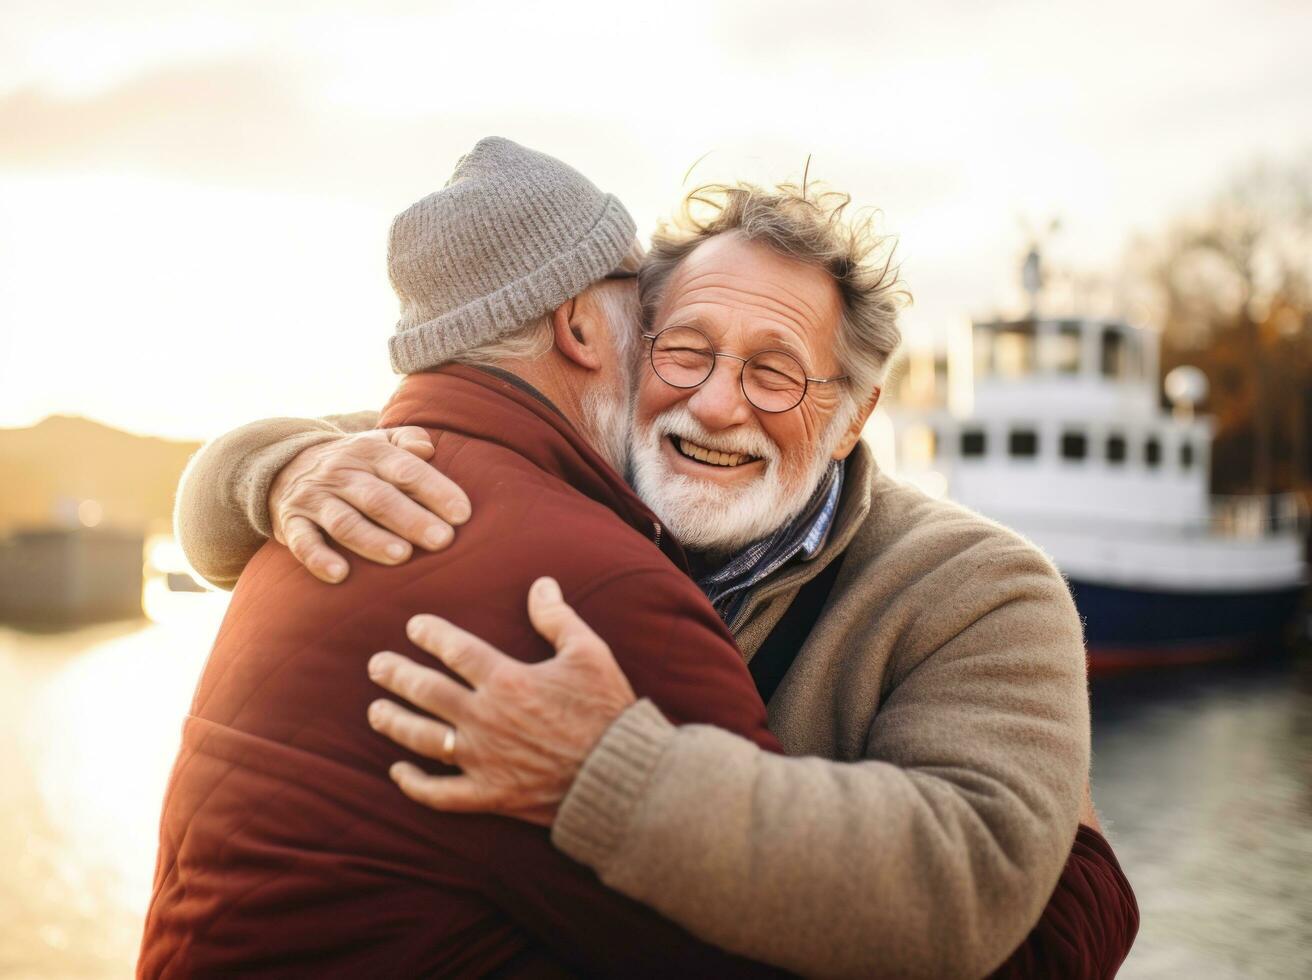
[642,325,848,413]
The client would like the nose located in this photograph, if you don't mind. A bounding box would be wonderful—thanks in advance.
[687,356,754,431]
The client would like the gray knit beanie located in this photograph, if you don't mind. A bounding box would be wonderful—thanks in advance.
[386,136,640,374]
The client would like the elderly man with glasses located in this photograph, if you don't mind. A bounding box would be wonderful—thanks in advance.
[172,158,1136,977]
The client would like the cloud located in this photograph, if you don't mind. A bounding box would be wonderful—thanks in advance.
[0,61,312,177]
[0,57,676,213]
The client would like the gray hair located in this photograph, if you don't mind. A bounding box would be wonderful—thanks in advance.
[639,181,909,400]
[451,314,553,367]
[452,279,641,370]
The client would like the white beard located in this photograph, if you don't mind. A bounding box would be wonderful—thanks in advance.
[581,380,634,476]
[578,285,643,476]
[629,403,841,555]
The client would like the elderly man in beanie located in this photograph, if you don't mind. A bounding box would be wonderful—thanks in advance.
[139,138,788,978]
[167,141,1138,978]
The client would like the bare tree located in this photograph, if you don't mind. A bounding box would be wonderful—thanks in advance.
[1130,156,1312,494]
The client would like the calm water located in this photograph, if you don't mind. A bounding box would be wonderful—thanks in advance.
[1,594,1309,978]
[1089,657,1312,978]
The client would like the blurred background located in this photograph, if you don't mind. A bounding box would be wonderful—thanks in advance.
[1,2,1309,977]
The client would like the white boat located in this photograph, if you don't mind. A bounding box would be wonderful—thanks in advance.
[889,313,1308,671]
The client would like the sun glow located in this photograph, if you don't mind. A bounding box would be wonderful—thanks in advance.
[0,173,398,440]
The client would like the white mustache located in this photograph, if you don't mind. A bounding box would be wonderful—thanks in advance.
[649,405,778,463]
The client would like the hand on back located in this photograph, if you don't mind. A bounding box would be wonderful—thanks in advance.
[366,576,637,825]
[269,427,471,583]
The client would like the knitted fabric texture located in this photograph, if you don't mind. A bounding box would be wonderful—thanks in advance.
[386,136,638,374]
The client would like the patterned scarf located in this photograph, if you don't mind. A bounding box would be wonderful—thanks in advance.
[696,460,844,626]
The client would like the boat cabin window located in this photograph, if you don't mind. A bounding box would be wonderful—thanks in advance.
[993,322,1037,378]
[1106,433,1127,464]
[1048,322,1082,374]
[1061,431,1088,460]
[1101,327,1126,379]
[1009,429,1039,458]
[961,428,988,458]
[1180,441,1195,470]
[1144,437,1162,468]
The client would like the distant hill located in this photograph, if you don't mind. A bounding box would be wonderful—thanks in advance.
[0,416,201,535]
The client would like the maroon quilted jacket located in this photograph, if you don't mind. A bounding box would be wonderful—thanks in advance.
[139,365,784,978]
[992,824,1139,979]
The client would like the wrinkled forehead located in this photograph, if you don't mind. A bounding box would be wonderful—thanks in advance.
[656,234,843,368]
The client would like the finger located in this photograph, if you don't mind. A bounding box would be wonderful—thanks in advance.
[282,515,348,583]
[368,651,473,723]
[316,497,414,565]
[527,577,606,657]
[373,447,472,530]
[386,425,436,460]
[389,764,498,813]
[406,615,508,687]
[338,475,454,553]
[367,699,456,763]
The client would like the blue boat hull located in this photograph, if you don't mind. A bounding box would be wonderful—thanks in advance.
[1068,578,1307,672]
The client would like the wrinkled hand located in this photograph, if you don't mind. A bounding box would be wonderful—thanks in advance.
[269,427,471,583]
[366,577,638,825]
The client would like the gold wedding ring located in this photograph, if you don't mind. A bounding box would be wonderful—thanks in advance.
[443,726,457,764]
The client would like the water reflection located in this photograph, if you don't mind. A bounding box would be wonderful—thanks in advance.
[1090,657,1312,979]
[0,594,227,977]
[1,595,1307,978]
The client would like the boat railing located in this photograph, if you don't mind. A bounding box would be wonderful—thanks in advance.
[1209,493,1310,539]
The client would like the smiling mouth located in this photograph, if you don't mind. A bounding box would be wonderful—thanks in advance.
[670,435,762,468]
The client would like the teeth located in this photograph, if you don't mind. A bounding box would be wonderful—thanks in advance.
[675,437,757,467]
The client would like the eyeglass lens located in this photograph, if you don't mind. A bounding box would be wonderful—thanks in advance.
[649,326,808,412]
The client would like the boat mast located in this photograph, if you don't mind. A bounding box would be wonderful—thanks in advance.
[1018,216,1060,319]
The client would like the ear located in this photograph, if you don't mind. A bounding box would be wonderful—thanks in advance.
[830,386,882,460]
[550,297,605,373]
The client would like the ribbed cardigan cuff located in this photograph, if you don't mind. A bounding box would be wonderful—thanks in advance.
[239,430,347,538]
[551,698,676,871]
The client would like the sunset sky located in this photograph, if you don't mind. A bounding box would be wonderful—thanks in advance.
[1,0,1308,440]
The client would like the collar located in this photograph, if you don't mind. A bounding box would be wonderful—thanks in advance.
[697,460,845,623]
[471,364,567,420]
[725,442,878,634]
